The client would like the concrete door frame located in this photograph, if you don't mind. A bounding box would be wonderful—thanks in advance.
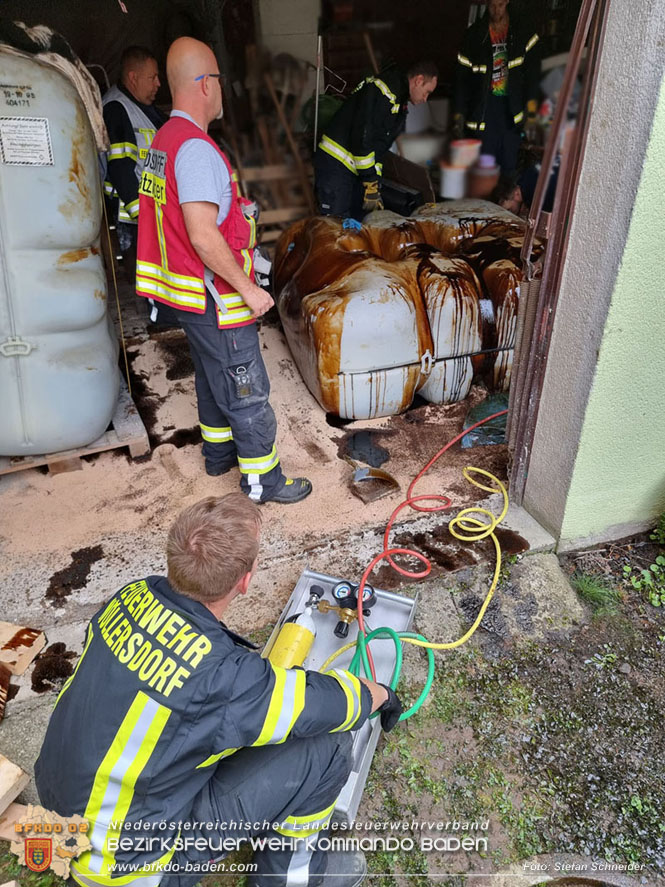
[521,0,665,546]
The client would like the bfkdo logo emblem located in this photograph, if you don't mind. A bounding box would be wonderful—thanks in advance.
[25,837,52,872]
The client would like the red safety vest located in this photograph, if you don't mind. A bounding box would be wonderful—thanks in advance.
[136,115,256,329]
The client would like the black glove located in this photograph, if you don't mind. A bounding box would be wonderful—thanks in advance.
[362,179,383,213]
[378,684,403,732]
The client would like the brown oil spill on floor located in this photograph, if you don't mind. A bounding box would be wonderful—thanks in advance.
[156,332,194,381]
[367,524,528,591]
[46,544,104,605]
[31,643,77,692]
[337,429,393,467]
[125,344,199,451]
[125,348,164,449]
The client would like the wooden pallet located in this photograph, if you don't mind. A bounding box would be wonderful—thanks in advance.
[0,378,150,476]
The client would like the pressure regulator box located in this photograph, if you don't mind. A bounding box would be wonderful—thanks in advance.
[262,569,417,823]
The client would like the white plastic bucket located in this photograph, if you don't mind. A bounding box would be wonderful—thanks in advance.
[439,163,467,199]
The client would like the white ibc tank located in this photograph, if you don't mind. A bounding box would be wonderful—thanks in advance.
[0,51,119,456]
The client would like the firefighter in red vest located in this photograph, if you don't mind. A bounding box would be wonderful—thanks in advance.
[136,37,311,504]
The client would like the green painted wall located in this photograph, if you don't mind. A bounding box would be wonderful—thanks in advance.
[559,75,665,546]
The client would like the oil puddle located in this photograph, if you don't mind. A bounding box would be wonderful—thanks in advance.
[338,430,391,467]
[46,544,104,606]
[156,332,194,381]
[31,643,77,692]
[372,523,530,588]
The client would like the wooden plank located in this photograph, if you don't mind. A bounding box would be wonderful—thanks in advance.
[0,757,29,818]
[0,376,149,476]
[259,207,308,225]
[112,377,149,453]
[0,802,27,842]
[0,665,9,722]
[0,623,46,676]
[264,73,316,214]
[382,151,436,203]
[239,164,313,183]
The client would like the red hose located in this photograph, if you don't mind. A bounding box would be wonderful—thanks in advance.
[355,409,509,680]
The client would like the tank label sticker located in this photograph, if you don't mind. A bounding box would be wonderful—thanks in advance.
[0,83,36,108]
[0,116,53,165]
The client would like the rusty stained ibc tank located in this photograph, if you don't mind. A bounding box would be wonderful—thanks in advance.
[0,50,118,456]
[274,200,534,420]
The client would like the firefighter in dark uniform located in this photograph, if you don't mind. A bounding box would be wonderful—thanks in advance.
[134,37,310,503]
[315,61,438,221]
[35,493,404,887]
[452,0,540,176]
[103,46,167,283]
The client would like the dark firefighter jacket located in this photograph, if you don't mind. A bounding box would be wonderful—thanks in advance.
[35,576,372,887]
[318,67,409,181]
[453,15,540,132]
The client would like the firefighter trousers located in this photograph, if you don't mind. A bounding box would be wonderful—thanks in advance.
[181,319,286,500]
[163,731,354,887]
[314,151,365,222]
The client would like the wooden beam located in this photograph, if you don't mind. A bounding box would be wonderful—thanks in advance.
[0,757,29,819]
[259,208,309,225]
[0,622,46,675]
[0,802,28,841]
[238,164,313,183]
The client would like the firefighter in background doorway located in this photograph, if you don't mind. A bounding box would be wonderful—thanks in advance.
[315,61,438,221]
[453,0,540,176]
[103,46,167,283]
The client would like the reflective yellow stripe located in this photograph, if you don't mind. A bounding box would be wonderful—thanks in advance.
[526,33,539,52]
[369,77,400,114]
[108,142,138,161]
[508,56,525,69]
[71,868,163,887]
[155,204,167,269]
[136,261,204,292]
[514,111,524,124]
[319,134,356,174]
[240,248,253,276]
[327,669,363,732]
[54,624,94,709]
[74,692,171,879]
[103,180,114,196]
[125,198,139,219]
[136,277,206,309]
[457,53,472,68]
[353,151,376,170]
[200,423,233,443]
[252,665,306,745]
[274,801,336,838]
[247,213,257,249]
[238,445,279,475]
[472,64,487,73]
[375,162,383,177]
[196,747,239,769]
[217,306,254,326]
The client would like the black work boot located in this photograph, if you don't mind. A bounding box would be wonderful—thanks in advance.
[261,477,312,504]
[205,461,235,477]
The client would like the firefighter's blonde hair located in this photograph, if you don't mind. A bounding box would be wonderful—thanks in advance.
[167,494,262,602]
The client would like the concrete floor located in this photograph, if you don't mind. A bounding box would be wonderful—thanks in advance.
[0,274,554,803]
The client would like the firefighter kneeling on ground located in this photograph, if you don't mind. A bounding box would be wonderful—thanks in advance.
[35,493,403,887]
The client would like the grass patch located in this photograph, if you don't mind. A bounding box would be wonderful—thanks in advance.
[571,572,621,612]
